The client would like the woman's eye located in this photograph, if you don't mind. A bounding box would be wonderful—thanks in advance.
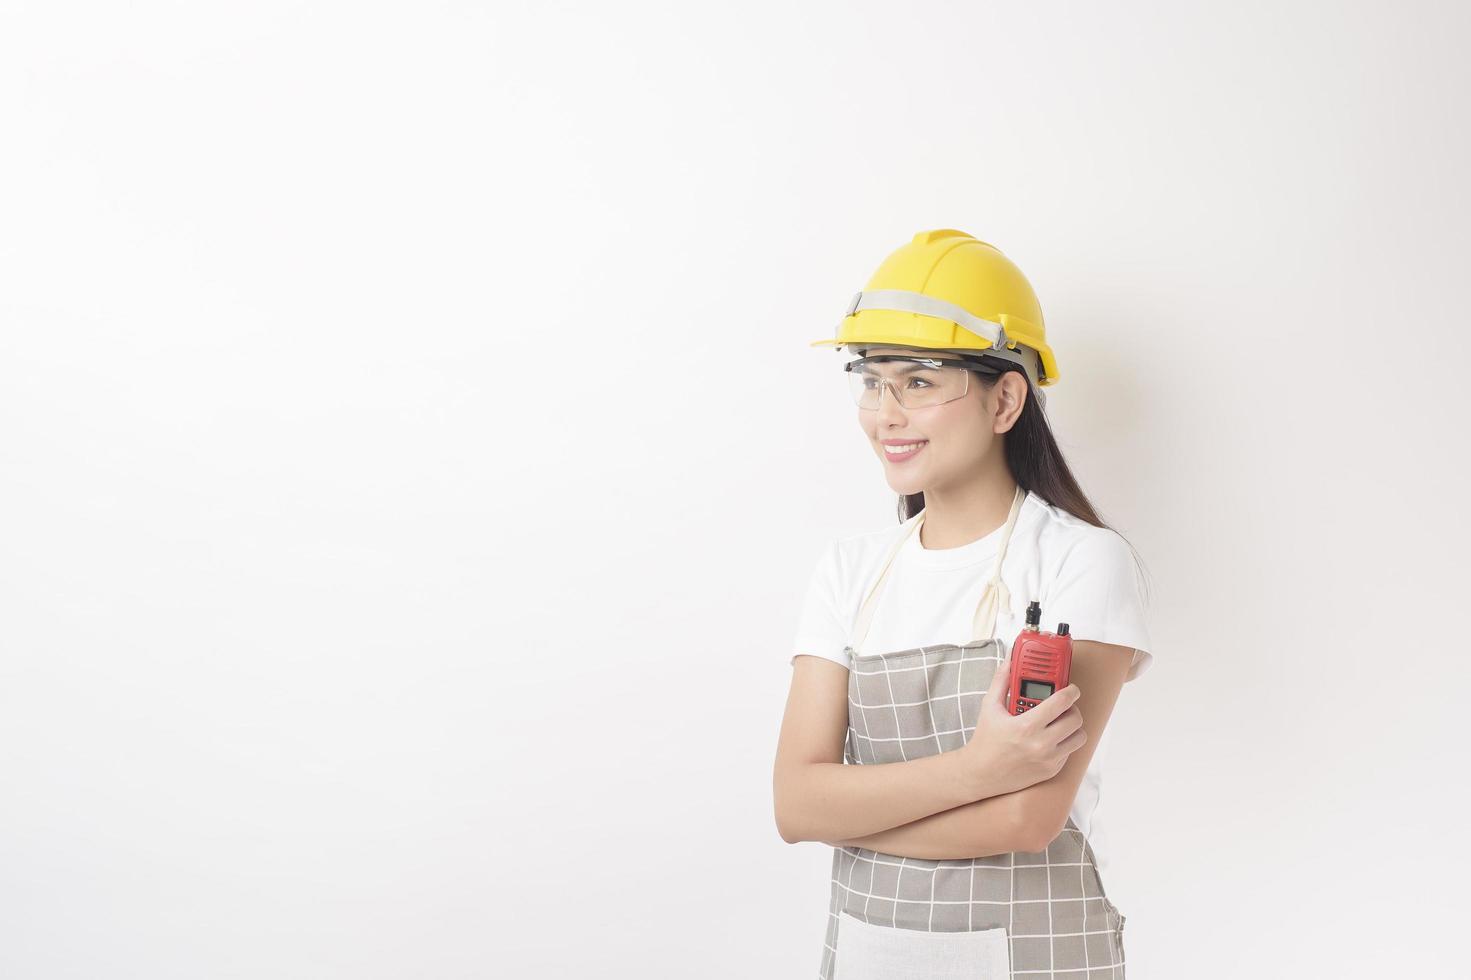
[907,377,933,388]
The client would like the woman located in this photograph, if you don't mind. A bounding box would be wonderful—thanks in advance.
[773,230,1155,979]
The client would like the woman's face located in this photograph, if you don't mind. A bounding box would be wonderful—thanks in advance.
[855,346,1023,497]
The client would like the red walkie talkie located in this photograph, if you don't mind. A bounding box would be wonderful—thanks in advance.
[1006,600,1072,715]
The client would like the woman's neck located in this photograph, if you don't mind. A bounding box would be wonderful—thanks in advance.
[918,475,1020,550]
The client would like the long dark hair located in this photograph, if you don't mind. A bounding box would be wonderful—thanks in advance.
[896,362,1153,605]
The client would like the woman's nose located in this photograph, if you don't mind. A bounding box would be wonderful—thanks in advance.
[875,380,907,423]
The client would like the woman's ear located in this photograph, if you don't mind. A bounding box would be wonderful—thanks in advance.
[992,372,1028,434]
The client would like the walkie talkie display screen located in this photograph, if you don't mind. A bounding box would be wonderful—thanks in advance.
[1021,680,1055,700]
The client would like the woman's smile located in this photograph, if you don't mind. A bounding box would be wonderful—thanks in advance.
[881,438,929,462]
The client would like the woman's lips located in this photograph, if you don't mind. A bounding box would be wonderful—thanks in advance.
[882,440,928,463]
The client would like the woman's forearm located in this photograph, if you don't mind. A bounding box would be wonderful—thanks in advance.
[776,749,984,844]
[822,793,1028,860]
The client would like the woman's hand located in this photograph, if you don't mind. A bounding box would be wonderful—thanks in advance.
[955,653,1087,800]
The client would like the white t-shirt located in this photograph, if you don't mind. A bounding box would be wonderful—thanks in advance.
[788,490,1154,875]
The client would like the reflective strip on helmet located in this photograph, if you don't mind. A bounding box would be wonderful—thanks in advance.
[845,289,1008,348]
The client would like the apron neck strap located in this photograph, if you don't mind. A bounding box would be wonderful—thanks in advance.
[849,484,1029,656]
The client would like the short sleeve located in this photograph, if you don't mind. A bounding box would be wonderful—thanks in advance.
[1045,528,1154,682]
[789,539,851,671]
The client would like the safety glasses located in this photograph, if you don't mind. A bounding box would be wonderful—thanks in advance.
[844,354,1005,410]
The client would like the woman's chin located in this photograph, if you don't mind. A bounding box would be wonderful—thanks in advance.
[878,450,931,495]
[883,474,926,495]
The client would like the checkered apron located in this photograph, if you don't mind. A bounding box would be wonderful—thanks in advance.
[817,487,1128,979]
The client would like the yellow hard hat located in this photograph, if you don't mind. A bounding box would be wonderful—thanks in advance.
[811,229,1060,392]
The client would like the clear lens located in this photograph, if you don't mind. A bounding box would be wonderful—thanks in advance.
[848,362,971,410]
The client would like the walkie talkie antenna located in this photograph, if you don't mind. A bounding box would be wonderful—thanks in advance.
[1025,600,1041,629]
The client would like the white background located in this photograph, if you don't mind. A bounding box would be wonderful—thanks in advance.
[2,1,1468,977]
